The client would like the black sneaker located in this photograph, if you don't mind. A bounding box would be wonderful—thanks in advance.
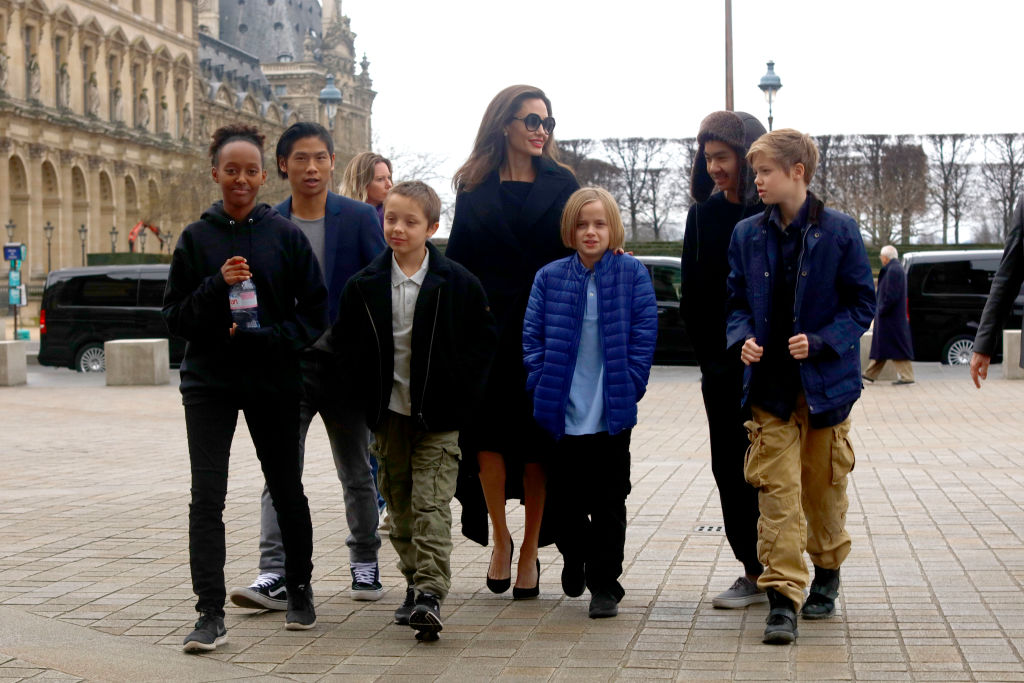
[182,611,227,653]
[351,562,384,601]
[561,556,585,598]
[228,572,287,611]
[588,591,619,619]
[394,586,416,625]
[763,588,798,644]
[285,583,317,630]
[408,592,443,640]
[801,566,840,620]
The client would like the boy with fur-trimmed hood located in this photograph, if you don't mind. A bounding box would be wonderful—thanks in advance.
[680,111,767,611]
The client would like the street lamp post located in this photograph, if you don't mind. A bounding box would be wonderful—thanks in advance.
[318,74,342,130]
[758,60,782,131]
[43,221,54,272]
[138,226,147,254]
[4,220,14,242]
[78,224,88,266]
[162,229,174,254]
[109,225,118,254]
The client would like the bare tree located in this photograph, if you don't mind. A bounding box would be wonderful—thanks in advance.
[854,134,894,246]
[882,138,928,244]
[926,134,975,245]
[559,138,620,190]
[980,133,1024,240]
[813,134,844,204]
[602,137,665,240]
[642,167,684,241]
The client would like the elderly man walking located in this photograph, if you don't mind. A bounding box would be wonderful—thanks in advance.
[863,245,914,385]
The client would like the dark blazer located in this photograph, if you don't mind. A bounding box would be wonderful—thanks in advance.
[275,192,385,323]
[316,241,497,432]
[869,258,914,360]
[975,198,1024,366]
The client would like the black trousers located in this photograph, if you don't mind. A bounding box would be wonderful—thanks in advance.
[185,398,313,616]
[700,360,763,577]
[550,430,631,601]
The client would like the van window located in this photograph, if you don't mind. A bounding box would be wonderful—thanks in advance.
[58,274,139,307]
[922,260,998,295]
[138,273,168,307]
[650,265,681,303]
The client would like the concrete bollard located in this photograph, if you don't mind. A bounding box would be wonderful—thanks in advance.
[0,340,28,386]
[0,318,6,339]
[105,339,170,386]
[859,332,898,381]
[1003,330,1024,379]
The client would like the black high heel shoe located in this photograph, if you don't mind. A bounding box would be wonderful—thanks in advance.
[486,538,513,594]
[513,559,540,600]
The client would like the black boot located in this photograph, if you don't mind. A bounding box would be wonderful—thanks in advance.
[394,585,416,625]
[801,566,840,620]
[409,592,443,640]
[763,588,798,644]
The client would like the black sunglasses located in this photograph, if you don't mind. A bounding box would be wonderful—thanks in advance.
[511,113,556,134]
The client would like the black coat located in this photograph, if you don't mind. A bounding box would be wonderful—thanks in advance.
[315,241,497,433]
[445,156,578,546]
[870,258,914,360]
[975,198,1024,366]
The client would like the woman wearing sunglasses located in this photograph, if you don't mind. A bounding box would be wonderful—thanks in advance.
[447,84,579,600]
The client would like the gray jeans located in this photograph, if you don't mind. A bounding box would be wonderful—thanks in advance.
[258,360,381,574]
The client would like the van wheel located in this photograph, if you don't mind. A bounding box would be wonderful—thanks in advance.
[75,343,105,372]
[942,335,974,366]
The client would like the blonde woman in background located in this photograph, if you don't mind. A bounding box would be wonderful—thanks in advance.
[340,152,393,225]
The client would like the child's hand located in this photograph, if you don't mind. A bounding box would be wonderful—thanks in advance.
[788,333,809,360]
[741,337,763,365]
[221,256,251,284]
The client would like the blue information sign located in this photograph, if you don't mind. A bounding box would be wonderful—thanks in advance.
[8,270,19,288]
[3,243,22,261]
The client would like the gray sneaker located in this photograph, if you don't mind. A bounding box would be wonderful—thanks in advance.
[712,576,767,609]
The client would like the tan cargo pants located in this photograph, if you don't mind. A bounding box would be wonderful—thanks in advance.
[863,358,914,382]
[372,411,460,600]
[744,393,855,609]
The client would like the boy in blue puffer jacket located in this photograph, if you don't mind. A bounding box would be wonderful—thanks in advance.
[523,187,658,619]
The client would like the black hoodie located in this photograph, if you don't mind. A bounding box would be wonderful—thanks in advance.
[681,111,766,367]
[162,201,327,404]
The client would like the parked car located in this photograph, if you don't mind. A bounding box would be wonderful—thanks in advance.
[37,264,185,372]
[903,250,1024,365]
[635,255,697,365]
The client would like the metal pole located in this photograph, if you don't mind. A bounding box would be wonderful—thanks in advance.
[768,92,774,131]
[725,0,734,111]
[46,237,51,273]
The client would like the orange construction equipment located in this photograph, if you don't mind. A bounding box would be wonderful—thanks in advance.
[128,222,164,252]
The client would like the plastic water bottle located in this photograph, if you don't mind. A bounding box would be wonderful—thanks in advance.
[228,278,260,329]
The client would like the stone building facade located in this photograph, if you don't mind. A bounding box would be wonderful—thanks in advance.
[0,0,375,285]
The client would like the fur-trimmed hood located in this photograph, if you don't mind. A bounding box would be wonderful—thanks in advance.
[690,111,766,206]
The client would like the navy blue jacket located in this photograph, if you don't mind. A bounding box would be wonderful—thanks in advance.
[523,251,658,439]
[275,192,385,323]
[726,196,876,415]
[869,258,914,360]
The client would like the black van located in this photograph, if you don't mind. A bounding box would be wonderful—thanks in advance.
[38,264,185,372]
[903,250,1024,365]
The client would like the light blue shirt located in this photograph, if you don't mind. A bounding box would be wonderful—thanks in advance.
[565,273,607,435]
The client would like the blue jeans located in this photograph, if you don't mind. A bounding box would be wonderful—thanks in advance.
[258,359,381,574]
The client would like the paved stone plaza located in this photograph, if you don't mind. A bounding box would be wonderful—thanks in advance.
[1,364,1022,681]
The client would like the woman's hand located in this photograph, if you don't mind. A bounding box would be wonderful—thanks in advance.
[221,256,250,285]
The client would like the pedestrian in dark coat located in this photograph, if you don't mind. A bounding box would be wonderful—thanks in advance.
[445,84,579,600]
[971,197,1024,387]
[680,110,768,610]
[864,245,915,384]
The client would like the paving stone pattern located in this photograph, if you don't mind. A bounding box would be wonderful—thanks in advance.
[0,365,1022,681]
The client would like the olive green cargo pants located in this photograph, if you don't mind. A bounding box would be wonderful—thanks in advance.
[744,393,855,609]
[372,411,460,600]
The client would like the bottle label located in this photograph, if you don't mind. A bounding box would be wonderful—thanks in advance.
[229,290,258,310]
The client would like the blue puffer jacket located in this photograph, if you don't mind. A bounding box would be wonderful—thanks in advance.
[524,251,658,439]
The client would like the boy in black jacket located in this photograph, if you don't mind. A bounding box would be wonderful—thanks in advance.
[318,181,497,640]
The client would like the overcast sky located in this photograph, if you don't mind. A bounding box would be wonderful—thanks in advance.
[339,0,1024,233]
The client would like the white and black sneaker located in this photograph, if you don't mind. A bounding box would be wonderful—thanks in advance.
[351,562,384,601]
[228,573,287,611]
[182,611,227,653]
